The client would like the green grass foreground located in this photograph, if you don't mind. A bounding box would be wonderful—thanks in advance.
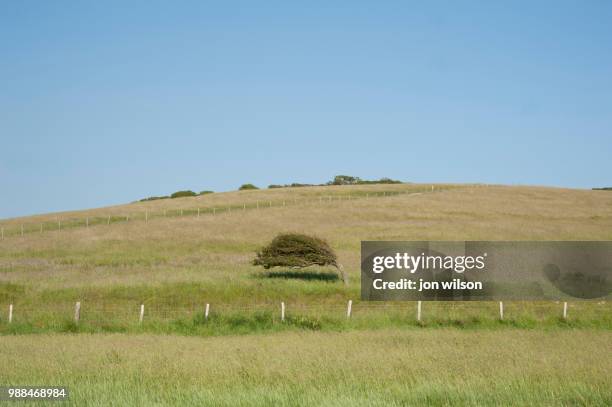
[1,329,610,406]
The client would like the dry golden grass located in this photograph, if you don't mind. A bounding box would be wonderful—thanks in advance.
[1,183,445,225]
[0,184,611,300]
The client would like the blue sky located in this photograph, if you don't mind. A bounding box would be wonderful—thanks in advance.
[1,1,611,218]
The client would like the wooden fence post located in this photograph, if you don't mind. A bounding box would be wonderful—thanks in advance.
[281,302,285,322]
[563,302,568,319]
[86,217,89,228]
[499,301,504,320]
[40,224,43,233]
[146,211,149,222]
[139,304,145,323]
[347,300,352,319]
[58,220,61,230]
[205,303,210,320]
[74,301,81,324]
[197,208,200,218]
[8,304,13,323]
[417,301,422,322]
[21,224,24,236]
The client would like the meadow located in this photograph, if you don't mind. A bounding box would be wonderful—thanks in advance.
[0,183,611,405]
[1,330,610,406]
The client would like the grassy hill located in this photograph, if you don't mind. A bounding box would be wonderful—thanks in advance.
[1,183,611,405]
[1,183,610,316]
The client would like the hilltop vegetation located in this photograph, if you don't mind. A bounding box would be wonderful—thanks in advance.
[268,175,402,189]
[136,175,402,202]
[140,189,212,202]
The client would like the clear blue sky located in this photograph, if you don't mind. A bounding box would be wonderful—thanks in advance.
[1,1,611,218]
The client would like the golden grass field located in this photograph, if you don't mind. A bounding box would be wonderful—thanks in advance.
[2,184,611,292]
[0,183,611,405]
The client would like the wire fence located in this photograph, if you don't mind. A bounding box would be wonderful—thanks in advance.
[1,300,609,329]
[0,186,452,240]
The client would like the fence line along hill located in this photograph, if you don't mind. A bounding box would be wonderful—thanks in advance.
[0,183,461,239]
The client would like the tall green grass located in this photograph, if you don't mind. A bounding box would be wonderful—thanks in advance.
[1,329,610,406]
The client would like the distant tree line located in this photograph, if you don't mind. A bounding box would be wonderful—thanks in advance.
[268,183,316,189]
[266,175,402,189]
[139,175,402,201]
[139,190,213,202]
[592,187,612,191]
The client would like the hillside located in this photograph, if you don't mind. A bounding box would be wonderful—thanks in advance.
[1,183,611,405]
[1,183,448,225]
[1,183,611,310]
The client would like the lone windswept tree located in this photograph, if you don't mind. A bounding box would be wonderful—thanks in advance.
[253,233,347,284]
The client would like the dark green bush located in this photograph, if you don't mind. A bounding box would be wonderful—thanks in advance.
[170,190,197,198]
[198,190,214,195]
[254,233,339,270]
[139,195,170,202]
[328,175,361,185]
[359,177,402,184]
[268,183,315,189]
[327,175,402,185]
[253,233,348,283]
[239,184,259,190]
